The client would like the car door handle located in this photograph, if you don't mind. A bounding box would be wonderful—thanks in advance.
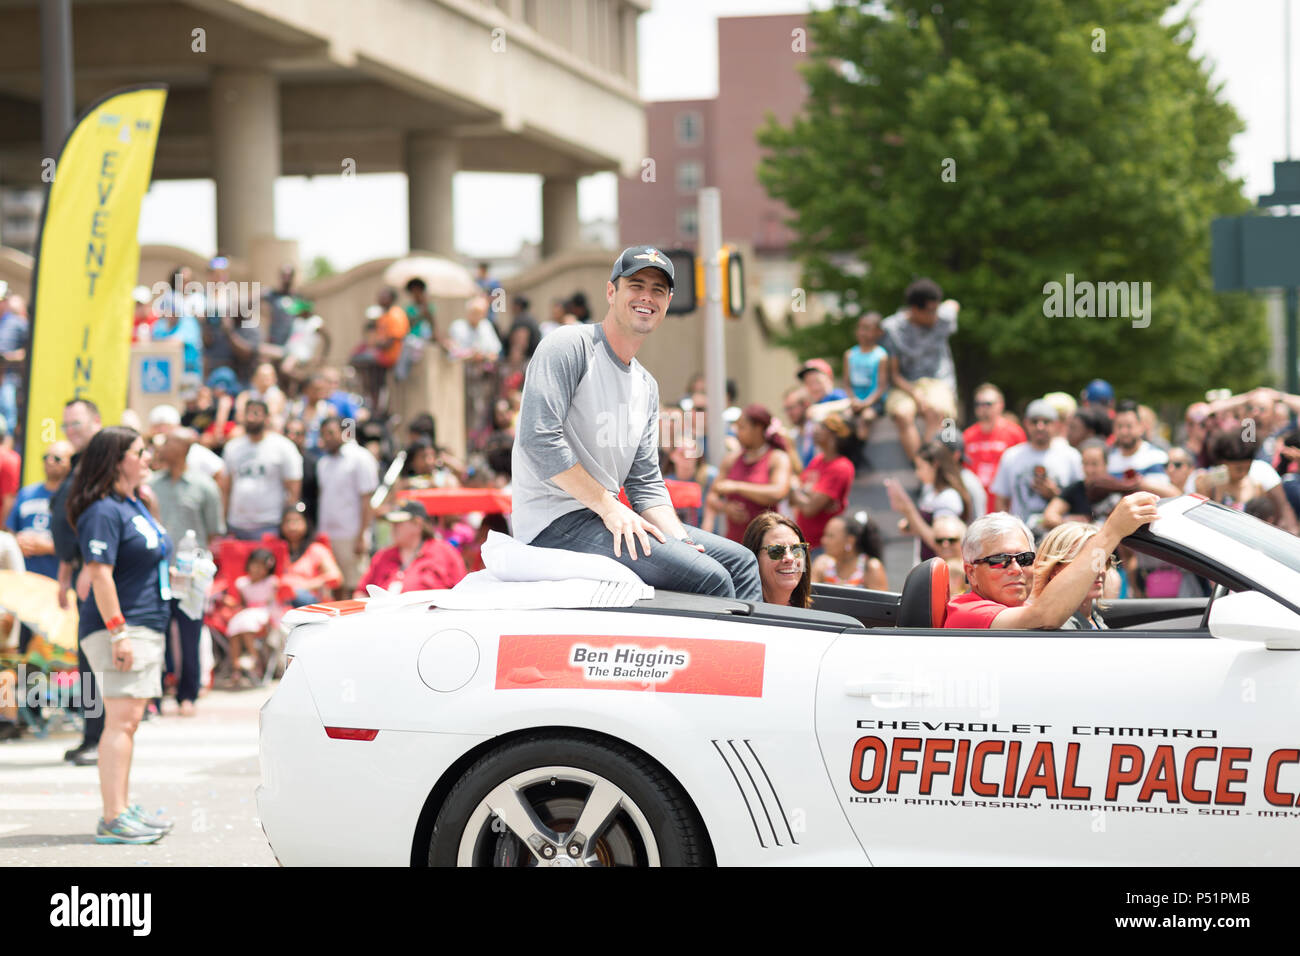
[845,679,921,698]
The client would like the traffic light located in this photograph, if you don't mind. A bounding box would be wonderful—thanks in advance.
[663,249,696,315]
[689,245,745,318]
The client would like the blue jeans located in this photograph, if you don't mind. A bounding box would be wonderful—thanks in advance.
[163,598,203,704]
[529,508,761,601]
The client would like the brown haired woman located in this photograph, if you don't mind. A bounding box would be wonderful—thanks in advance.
[67,426,174,844]
[741,512,812,608]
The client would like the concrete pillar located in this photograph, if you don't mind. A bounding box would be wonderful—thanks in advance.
[541,174,581,257]
[211,69,280,258]
[406,132,458,256]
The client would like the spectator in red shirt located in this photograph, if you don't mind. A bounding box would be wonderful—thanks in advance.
[0,415,21,528]
[944,493,1156,630]
[355,500,466,595]
[789,412,856,555]
[962,383,1025,499]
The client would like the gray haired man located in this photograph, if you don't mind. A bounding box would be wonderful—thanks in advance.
[944,494,1156,630]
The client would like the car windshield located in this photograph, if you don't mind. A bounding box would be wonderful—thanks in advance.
[1184,500,1300,576]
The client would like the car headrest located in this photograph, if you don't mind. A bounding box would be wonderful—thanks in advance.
[898,557,950,628]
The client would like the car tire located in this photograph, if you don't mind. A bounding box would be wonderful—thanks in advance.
[430,732,710,867]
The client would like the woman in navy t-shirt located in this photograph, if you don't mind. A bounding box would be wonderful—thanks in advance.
[67,426,173,845]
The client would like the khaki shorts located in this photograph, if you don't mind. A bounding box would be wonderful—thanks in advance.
[80,626,164,699]
[330,536,361,593]
[886,378,958,422]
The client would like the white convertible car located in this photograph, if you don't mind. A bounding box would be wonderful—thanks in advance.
[256,496,1300,866]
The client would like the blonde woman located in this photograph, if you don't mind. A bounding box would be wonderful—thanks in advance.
[1029,522,1116,630]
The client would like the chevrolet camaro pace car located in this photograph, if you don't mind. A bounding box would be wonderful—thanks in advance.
[256,496,1300,866]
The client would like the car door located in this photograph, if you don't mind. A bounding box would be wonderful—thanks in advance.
[814,623,1300,865]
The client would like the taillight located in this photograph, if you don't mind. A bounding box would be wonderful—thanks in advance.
[324,727,379,741]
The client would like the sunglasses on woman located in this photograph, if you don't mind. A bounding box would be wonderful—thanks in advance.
[763,542,809,560]
[934,537,961,546]
[972,551,1035,569]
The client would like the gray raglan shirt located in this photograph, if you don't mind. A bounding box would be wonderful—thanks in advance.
[511,323,671,544]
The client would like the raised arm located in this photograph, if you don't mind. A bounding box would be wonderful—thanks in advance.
[993,493,1157,629]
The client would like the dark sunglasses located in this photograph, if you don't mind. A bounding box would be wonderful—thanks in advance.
[763,543,809,560]
[934,537,961,546]
[973,551,1035,569]
[973,400,996,407]
[43,454,67,463]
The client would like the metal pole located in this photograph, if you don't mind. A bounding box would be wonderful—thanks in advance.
[1287,287,1299,395]
[698,188,726,471]
[1287,0,1294,159]
[39,0,76,163]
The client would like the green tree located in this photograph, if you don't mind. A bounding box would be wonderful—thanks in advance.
[307,255,336,281]
[758,0,1269,415]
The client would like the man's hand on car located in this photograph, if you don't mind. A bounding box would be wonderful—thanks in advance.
[601,502,667,560]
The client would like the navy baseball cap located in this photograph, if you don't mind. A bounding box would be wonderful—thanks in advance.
[1084,379,1114,404]
[610,245,674,289]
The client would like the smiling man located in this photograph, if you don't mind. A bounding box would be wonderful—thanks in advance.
[944,493,1157,629]
[512,246,760,600]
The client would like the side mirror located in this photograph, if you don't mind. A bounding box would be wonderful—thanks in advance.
[1207,590,1300,650]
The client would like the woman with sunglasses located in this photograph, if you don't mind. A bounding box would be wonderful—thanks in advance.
[1029,523,1113,630]
[741,512,812,608]
[810,511,888,590]
[66,427,174,844]
[944,493,1156,630]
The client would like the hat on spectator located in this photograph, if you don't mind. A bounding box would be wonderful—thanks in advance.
[1041,391,1077,421]
[940,431,966,459]
[206,367,240,394]
[132,285,153,305]
[1024,399,1059,422]
[383,500,430,524]
[178,373,201,401]
[1084,379,1114,404]
[609,245,674,289]
[148,404,181,427]
[797,358,833,380]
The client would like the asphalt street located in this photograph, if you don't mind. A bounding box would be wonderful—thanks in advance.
[0,686,277,866]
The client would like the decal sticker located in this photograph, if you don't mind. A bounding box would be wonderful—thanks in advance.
[843,720,1300,814]
[495,634,764,698]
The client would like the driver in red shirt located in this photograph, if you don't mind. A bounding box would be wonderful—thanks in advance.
[945,492,1157,629]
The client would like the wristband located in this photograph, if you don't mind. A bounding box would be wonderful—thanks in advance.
[105,614,126,635]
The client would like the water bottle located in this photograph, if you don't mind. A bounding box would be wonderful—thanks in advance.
[176,530,197,577]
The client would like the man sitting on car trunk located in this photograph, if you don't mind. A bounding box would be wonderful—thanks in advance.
[944,492,1157,629]
[510,246,760,601]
